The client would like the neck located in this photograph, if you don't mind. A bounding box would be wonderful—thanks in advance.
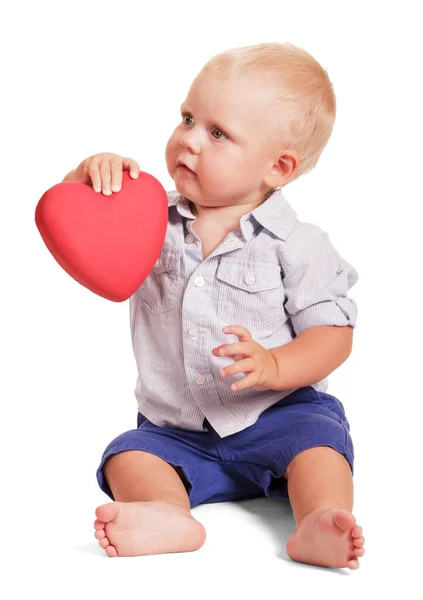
[189,194,268,226]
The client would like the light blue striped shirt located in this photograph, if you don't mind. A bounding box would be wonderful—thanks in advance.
[129,187,358,437]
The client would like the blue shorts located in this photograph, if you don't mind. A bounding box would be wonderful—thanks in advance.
[96,386,354,508]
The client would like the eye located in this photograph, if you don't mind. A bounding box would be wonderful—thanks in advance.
[181,113,228,140]
[211,127,227,140]
[182,113,193,126]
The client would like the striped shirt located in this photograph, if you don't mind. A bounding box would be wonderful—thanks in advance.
[129,187,358,438]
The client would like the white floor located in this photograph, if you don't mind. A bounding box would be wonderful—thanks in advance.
[4,459,419,599]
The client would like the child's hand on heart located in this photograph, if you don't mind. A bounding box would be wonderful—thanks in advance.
[62,153,140,196]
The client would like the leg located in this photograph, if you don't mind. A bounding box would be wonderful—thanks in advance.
[105,449,191,509]
[284,447,365,569]
[94,450,206,557]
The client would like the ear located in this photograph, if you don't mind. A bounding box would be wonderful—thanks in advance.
[264,150,299,187]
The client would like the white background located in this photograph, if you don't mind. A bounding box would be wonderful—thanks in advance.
[1,0,422,598]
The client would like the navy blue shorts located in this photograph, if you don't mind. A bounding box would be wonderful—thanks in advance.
[96,386,354,508]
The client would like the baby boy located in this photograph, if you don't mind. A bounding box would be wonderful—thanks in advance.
[63,42,365,568]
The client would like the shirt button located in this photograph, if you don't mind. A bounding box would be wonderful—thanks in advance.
[188,326,198,338]
[194,276,205,287]
[245,273,256,285]
[186,233,195,244]
[195,374,205,385]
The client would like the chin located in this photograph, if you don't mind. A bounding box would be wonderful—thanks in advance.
[174,179,191,197]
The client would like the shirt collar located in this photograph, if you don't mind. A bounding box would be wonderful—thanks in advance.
[167,191,194,219]
[248,187,298,241]
[166,187,297,242]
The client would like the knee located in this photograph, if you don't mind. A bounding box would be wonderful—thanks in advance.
[283,446,348,479]
[104,450,138,480]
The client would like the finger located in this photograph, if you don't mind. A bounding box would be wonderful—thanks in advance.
[122,157,140,179]
[220,358,255,378]
[99,160,112,195]
[223,325,253,342]
[211,345,223,356]
[212,344,246,356]
[215,342,253,357]
[110,158,123,192]
[90,164,102,192]
[231,373,258,392]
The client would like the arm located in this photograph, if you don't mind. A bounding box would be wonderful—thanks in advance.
[274,228,358,389]
[214,230,358,393]
[269,325,353,390]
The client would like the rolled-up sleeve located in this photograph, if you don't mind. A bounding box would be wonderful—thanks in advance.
[283,230,359,335]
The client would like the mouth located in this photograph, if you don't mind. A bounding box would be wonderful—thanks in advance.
[177,160,195,175]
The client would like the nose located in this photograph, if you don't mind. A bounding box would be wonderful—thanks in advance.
[180,130,201,154]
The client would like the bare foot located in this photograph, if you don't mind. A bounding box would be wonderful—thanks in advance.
[286,508,365,570]
[93,500,206,557]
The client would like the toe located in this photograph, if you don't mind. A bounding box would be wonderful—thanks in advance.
[333,510,356,532]
[355,548,365,557]
[348,558,360,570]
[95,529,105,540]
[105,545,118,557]
[94,519,105,531]
[354,536,365,548]
[351,525,362,537]
[99,537,110,549]
[95,502,119,524]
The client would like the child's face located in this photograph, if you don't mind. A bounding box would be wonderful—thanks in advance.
[165,71,288,208]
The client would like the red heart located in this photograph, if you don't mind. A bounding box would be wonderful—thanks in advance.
[35,170,168,302]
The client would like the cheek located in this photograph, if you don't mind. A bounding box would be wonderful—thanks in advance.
[206,152,238,179]
[165,136,177,166]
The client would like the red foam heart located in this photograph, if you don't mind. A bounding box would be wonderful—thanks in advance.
[35,170,168,302]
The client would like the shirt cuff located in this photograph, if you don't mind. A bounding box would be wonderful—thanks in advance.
[290,298,358,336]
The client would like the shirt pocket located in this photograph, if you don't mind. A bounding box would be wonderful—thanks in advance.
[216,259,284,331]
[138,245,181,314]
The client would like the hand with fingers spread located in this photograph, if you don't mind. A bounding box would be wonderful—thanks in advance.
[62,152,141,195]
[212,325,280,392]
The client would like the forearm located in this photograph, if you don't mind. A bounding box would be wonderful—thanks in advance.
[269,325,353,390]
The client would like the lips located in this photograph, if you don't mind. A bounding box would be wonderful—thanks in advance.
[177,160,195,174]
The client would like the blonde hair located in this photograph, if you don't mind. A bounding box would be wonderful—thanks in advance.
[201,42,336,184]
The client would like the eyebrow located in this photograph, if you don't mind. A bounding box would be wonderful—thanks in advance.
[179,103,243,142]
